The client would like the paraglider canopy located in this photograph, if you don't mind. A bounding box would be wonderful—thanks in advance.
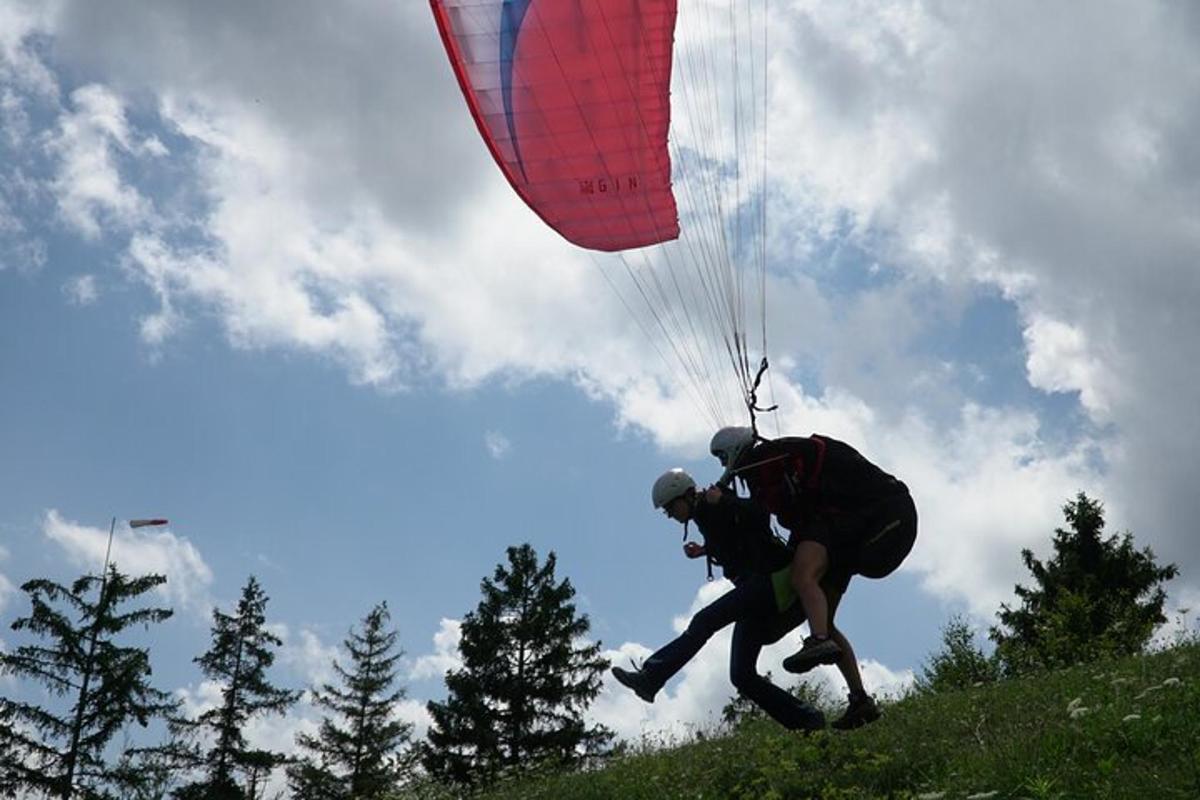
[431,0,778,431]
[430,0,681,251]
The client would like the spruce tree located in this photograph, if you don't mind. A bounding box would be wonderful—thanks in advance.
[0,704,21,797]
[171,575,299,799]
[0,567,176,799]
[287,601,415,799]
[422,544,612,786]
[990,493,1179,674]
[915,614,1000,693]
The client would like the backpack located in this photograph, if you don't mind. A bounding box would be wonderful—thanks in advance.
[734,434,906,525]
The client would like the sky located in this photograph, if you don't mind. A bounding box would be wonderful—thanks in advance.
[3,0,1200,788]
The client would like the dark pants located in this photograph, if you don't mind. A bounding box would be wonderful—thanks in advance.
[639,574,824,731]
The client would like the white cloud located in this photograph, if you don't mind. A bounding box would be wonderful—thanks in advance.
[41,510,214,613]
[394,696,434,741]
[0,226,46,273]
[272,624,340,690]
[0,81,49,273]
[484,430,511,460]
[0,0,61,99]
[122,172,406,384]
[0,193,20,237]
[48,84,152,238]
[1022,314,1111,417]
[857,659,915,700]
[860,405,1105,617]
[62,273,98,305]
[406,618,462,681]
[175,677,224,721]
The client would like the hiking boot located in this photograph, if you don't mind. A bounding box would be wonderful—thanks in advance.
[612,665,659,703]
[832,691,881,730]
[781,635,843,674]
[794,708,828,733]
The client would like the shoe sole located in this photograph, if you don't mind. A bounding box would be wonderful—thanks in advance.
[781,646,843,674]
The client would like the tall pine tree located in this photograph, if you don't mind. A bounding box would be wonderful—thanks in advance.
[287,601,415,799]
[422,544,612,786]
[0,567,176,799]
[171,575,299,800]
[991,492,1179,674]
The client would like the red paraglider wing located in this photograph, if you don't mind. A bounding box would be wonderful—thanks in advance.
[431,0,680,251]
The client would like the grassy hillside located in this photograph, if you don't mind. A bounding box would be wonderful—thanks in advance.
[412,641,1199,800]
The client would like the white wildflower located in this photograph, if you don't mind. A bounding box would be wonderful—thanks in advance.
[916,793,946,800]
[966,792,1000,800]
[1066,696,1084,713]
[1122,714,1141,723]
[1162,677,1182,687]
[1069,706,1090,720]
[1135,685,1163,700]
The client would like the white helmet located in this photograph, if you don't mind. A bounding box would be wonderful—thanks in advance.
[651,469,696,509]
[710,426,755,469]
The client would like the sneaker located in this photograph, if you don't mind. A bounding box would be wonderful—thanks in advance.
[781,635,843,674]
[611,665,658,703]
[832,692,881,730]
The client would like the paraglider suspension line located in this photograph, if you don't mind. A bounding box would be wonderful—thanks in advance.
[747,356,777,439]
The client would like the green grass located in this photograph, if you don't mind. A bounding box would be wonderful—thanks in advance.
[410,641,1200,800]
